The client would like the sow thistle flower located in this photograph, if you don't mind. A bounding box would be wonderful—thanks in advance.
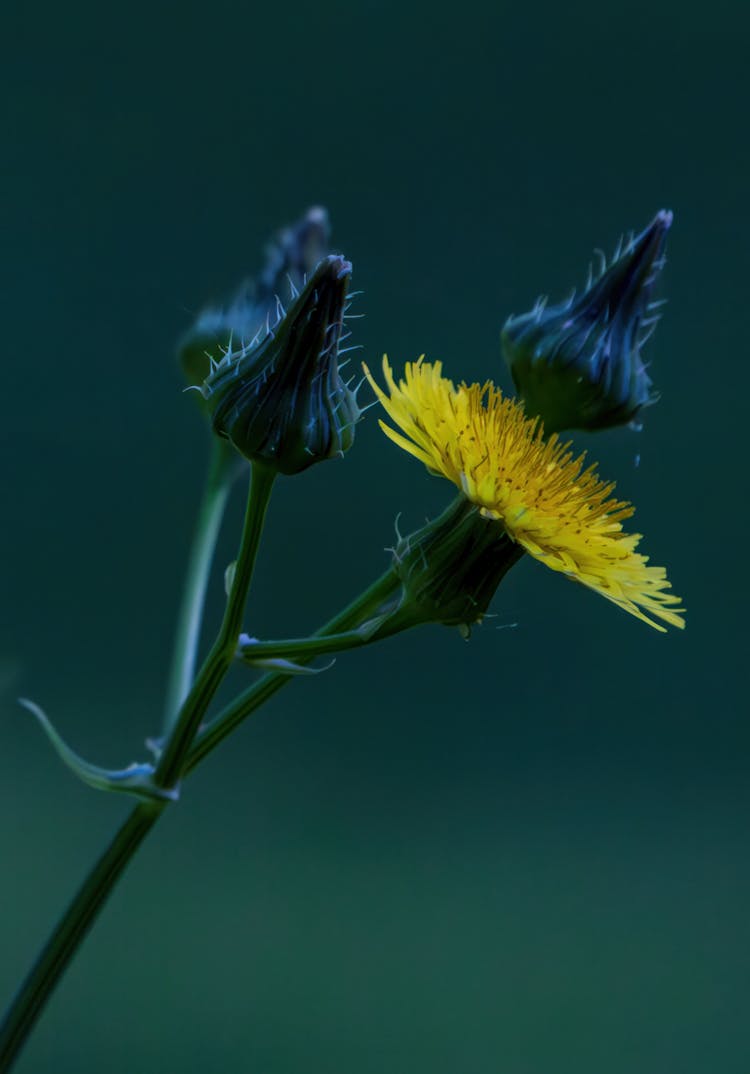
[364,357,685,632]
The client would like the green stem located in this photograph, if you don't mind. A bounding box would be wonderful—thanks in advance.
[0,803,163,1072]
[0,558,399,1073]
[187,566,400,773]
[155,463,275,791]
[238,624,386,663]
[0,463,275,1074]
[163,438,238,731]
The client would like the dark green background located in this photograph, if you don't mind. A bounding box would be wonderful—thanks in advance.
[2,1,747,1071]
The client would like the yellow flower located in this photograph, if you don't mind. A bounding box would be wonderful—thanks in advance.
[363,356,685,632]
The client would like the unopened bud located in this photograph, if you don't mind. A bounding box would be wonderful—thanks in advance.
[199,255,360,475]
[502,210,672,433]
[179,206,331,388]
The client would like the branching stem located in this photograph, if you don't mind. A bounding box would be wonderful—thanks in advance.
[0,490,402,1073]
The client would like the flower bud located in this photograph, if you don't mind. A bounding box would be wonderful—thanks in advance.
[387,497,524,636]
[178,206,331,387]
[198,254,361,475]
[502,210,672,433]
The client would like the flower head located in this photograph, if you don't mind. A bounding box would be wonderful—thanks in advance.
[199,254,361,475]
[502,211,672,433]
[364,357,684,631]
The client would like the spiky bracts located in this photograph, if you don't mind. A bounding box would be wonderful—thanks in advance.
[200,255,362,475]
[178,206,332,388]
[502,211,672,433]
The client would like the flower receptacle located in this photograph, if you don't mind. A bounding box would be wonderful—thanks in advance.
[387,497,525,634]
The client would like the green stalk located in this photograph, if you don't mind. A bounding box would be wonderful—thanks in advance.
[155,462,275,791]
[186,567,400,773]
[163,438,238,730]
[0,804,162,1072]
[0,463,275,1073]
[238,619,393,664]
[0,552,398,1073]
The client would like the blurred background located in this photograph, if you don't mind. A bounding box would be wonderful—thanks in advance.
[1,0,748,1071]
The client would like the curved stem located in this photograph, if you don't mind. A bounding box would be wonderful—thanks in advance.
[155,463,275,791]
[0,556,398,1072]
[187,566,400,773]
[0,463,275,1074]
[163,438,238,731]
[238,623,385,664]
[0,804,162,1072]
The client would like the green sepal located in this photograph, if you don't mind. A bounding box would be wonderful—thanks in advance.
[387,497,525,632]
[20,698,179,803]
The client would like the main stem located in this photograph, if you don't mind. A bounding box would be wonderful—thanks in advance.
[0,804,162,1071]
[0,560,399,1073]
[0,463,274,1073]
[155,463,274,791]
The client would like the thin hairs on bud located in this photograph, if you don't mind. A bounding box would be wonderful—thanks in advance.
[501,210,673,433]
[201,254,362,475]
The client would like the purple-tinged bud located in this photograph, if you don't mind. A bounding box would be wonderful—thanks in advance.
[198,255,361,476]
[502,211,672,433]
[178,206,331,387]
